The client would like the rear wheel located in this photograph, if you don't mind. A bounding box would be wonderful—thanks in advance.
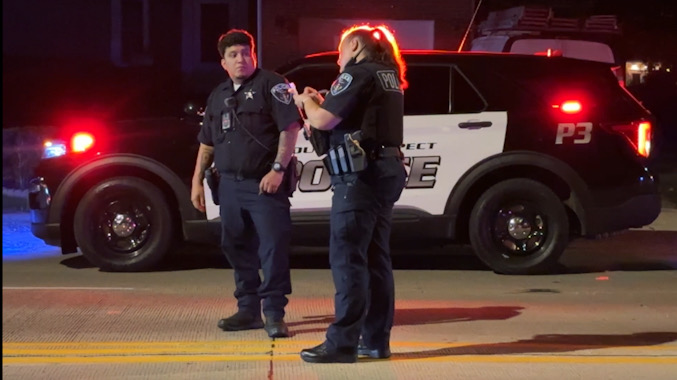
[74,177,173,271]
[469,178,569,275]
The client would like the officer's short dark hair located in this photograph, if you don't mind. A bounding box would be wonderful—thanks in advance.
[217,29,255,58]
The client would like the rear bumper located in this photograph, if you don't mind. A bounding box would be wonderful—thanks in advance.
[585,191,662,236]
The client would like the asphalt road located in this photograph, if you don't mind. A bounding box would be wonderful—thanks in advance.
[2,212,677,379]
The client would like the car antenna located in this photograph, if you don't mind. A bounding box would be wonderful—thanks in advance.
[457,0,484,52]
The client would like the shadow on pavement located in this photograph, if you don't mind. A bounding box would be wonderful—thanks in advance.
[60,255,96,269]
[392,332,677,359]
[59,243,489,272]
[286,306,524,336]
[560,231,677,274]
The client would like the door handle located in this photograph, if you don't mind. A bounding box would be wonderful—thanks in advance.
[458,121,493,129]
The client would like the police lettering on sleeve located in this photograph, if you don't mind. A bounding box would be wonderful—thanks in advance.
[268,78,303,132]
[321,66,371,119]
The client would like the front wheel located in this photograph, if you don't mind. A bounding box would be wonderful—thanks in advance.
[469,178,569,275]
[74,177,173,271]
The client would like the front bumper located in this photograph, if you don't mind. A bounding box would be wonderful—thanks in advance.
[28,177,61,246]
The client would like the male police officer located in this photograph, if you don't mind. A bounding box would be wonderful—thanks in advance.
[190,29,302,338]
[291,25,408,363]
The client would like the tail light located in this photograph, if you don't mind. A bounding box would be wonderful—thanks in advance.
[552,100,583,114]
[611,121,652,158]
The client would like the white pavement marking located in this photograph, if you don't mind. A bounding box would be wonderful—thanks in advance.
[2,287,135,290]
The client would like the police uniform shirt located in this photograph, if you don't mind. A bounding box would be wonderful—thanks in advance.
[198,68,301,178]
[320,61,404,149]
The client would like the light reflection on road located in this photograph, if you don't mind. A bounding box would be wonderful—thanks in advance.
[2,212,61,261]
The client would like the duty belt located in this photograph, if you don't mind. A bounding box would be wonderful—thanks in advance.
[371,146,403,159]
[323,144,402,176]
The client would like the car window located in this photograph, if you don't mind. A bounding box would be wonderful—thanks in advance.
[451,67,488,114]
[510,39,616,64]
[404,65,451,115]
[284,64,339,94]
[285,62,487,116]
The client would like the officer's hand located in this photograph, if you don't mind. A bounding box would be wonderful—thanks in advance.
[191,182,206,212]
[303,87,324,104]
[259,170,284,194]
[293,93,311,109]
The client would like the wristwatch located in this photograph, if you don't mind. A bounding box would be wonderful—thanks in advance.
[272,162,285,172]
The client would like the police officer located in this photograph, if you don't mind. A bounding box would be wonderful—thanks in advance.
[190,29,302,338]
[292,25,408,363]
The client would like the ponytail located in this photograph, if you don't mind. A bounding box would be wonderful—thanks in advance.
[340,25,408,90]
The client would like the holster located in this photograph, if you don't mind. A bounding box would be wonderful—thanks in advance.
[204,167,220,205]
[322,131,368,176]
[306,127,331,156]
[281,155,300,197]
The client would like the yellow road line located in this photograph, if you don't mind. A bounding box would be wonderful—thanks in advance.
[4,340,677,365]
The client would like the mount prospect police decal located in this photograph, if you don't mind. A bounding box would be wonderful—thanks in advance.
[330,73,353,96]
[271,83,293,105]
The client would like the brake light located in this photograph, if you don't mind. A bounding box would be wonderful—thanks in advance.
[611,121,652,157]
[552,100,582,114]
[71,132,95,153]
[637,121,651,157]
[535,48,562,57]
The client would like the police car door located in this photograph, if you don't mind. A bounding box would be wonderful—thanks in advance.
[397,64,507,216]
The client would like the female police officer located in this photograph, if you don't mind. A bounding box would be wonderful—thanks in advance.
[291,25,408,363]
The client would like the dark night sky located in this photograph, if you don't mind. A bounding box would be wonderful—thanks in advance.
[2,0,675,128]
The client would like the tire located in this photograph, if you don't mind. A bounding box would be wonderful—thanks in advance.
[74,177,173,272]
[469,178,569,275]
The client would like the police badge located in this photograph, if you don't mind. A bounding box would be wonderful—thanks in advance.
[271,83,293,105]
[330,73,353,96]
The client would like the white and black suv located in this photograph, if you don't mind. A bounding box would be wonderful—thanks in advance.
[28,50,662,275]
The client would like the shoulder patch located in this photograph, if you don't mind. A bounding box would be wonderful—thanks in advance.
[271,83,293,105]
[330,73,353,96]
[376,70,402,92]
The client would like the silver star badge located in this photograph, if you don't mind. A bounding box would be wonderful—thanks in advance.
[244,89,256,100]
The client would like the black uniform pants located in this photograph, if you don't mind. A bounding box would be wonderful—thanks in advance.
[325,157,407,352]
[218,175,292,321]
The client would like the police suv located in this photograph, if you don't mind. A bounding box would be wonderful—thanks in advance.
[28,50,661,275]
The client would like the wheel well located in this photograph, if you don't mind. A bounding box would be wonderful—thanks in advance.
[454,165,582,243]
[60,166,184,253]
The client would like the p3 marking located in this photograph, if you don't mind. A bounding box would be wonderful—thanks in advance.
[556,122,592,144]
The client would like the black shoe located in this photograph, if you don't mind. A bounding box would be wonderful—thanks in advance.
[217,311,263,331]
[300,342,357,363]
[264,318,289,338]
[357,340,391,359]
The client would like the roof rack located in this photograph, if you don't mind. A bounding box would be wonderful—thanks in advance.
[477,6,621,35]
